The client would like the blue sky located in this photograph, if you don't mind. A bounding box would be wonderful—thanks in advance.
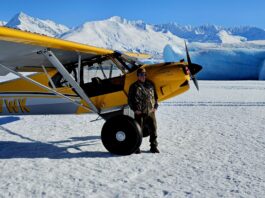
[1,0,264,28]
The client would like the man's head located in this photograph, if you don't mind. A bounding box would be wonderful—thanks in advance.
[137,68,146,83]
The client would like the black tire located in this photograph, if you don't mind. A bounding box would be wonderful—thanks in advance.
[101,115,142,155]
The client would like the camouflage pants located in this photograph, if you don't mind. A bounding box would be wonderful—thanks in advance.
[135,112,158,147]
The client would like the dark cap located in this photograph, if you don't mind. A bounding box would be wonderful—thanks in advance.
[137,68,146,75]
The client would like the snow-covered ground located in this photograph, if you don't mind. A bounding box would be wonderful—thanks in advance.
[0,81,264,197]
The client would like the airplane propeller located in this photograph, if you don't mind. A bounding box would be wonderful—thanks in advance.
[184,41,202,91]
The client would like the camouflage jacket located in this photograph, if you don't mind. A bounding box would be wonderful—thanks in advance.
[128,80,158,115]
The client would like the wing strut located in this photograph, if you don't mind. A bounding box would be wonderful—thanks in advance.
[41,65,56,89]
[41,49,99,114]
[77,54,81,85]
[0,63,92,112]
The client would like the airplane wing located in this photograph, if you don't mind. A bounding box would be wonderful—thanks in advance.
[0,26,150,75]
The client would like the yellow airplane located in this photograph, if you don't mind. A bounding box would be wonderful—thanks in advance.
[0,26,202,155]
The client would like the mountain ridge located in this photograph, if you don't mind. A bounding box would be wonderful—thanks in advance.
[2,12,265,42]
[5,12,69,37]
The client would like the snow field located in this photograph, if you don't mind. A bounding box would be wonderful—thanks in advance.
[0,81,264,197]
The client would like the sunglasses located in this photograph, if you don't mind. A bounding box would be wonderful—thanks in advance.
[138,73,146,77]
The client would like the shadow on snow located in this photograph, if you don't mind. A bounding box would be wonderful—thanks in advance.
[0,116,20,125]
[0,125,119,159]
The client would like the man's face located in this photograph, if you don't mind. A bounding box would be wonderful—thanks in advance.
[138,72,146,82]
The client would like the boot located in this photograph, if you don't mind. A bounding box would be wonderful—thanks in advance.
[150,146,160,153]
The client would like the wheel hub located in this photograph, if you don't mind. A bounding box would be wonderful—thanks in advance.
[116,131,126,142]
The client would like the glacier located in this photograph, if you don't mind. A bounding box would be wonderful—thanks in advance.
[163,44,265,80]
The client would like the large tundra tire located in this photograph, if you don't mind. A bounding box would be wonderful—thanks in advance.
[101,115,142,155]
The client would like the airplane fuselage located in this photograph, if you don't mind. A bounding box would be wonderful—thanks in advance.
[0,62,190,116]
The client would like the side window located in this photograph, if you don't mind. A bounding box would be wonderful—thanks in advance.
[49,56,128,88]
[83,60,123,84]
[102,61,124,79]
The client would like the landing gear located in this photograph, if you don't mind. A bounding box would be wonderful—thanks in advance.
[101,115,142,155]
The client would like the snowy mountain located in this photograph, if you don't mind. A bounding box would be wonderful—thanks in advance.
[61,16,265,57]
[2,13,265,50]
[217,30,246,44]
[228,26,265,41]
[155,23,223,43]
[155,23,265,43]
[5,12,69,37]
[61,16,184,56]
[2,13,265,45]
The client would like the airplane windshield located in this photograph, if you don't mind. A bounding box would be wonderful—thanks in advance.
[115,54,143,71]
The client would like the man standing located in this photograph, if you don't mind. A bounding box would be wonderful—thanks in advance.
[128,68,160,153]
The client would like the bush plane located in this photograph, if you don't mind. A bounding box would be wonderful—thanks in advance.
[0,26,202,155]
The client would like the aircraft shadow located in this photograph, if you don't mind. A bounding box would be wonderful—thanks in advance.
[0,126,119,159]
[0,140,117,159]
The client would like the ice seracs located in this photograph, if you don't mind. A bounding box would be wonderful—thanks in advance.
[5,12,69,37]
[163,44,183,62]
[163,44,265,80]
[259,60,265,80]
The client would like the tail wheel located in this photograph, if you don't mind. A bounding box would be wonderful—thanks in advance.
[101,115,142,155]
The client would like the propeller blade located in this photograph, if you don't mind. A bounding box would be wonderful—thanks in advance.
[184,41,201,91]
[192,76,199,91]
[184,41,192,65]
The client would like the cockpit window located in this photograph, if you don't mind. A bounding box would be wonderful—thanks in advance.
[83,60,123,84]
[49,53,142,88]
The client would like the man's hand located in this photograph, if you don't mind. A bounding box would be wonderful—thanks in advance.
[135,110,142,115]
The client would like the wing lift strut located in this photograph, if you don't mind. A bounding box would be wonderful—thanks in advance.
[0,49,100,115]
